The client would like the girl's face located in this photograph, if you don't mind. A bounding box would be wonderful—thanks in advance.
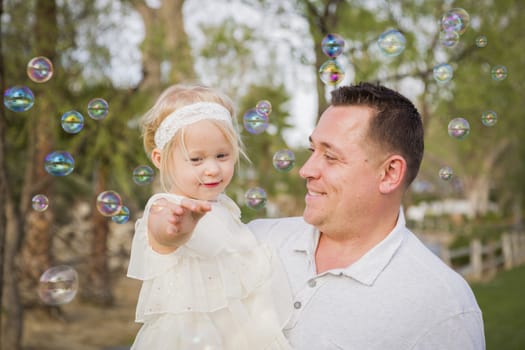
[165,120,235,201]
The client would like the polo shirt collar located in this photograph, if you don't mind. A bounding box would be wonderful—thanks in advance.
[292,209,407,286]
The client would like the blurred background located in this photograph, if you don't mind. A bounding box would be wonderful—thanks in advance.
[1,0,524,349]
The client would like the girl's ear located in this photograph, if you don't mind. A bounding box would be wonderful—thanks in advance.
[151,148,162,169]
[378,155,406,194]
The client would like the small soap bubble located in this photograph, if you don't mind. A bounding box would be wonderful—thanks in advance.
[112,206,130,224]
[32,194,49,212]
[61,110,84,134]
[448,118,470,140]
[481,110,498,126]
[433,63,454,84]
[475,35,488,48]
[133,165,155,185]
[3,86,35,112]
[243,108,269,134]
[377,29,406,57]
[87,98,109,120]
[441,8,470,35]
[44,151,75,176]
[439,166,454,181]
[96,190,123,217]
[319,59,345,86]
[321,33,345,58]
[27,56,54,83]
[272,149,296,172]
[255,100,272,117]
[245,187,267,210]
[38,265,79,306]
[439,30,460,47]
[491,65,507,81]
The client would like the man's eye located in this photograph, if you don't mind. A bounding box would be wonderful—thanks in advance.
[307,147,314,153]
[324,153,337,161]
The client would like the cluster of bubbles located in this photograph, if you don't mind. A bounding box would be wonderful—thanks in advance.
[319,33,345,86]
[243,99,272,134]
[439,8,470,48]
[242,98,297,209]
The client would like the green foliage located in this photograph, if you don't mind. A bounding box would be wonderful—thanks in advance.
[471,264,525,350]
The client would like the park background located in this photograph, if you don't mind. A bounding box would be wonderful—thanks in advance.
[1,0,524,349]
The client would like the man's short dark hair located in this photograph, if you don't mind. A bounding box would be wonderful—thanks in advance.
[331,82,424,187]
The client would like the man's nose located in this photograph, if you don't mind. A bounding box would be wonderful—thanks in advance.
[299,153,319,179]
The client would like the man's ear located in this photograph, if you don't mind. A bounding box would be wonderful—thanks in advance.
[379,155,406,194]
[151,148,162,169]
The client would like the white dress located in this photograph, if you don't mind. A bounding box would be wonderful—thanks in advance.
[127,193,293,350]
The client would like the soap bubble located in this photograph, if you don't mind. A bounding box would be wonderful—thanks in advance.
[440,8,470,35]
[255,100,272,117]
[321,33,345,58]
[448,118,470,140]
[245,187,267,210]
[319,59,345,86]
[61,110,84,134]
[433,63,454,84]
[96,190,123,217]
[491,65,507,81]
[32,194,49,212]
[439,166,454,181]
[243,108,269,134]
[112,206,130,224]
[44,151,75,176]
[38,265,79,305]
[481,110,497,126]
[272,149,295,172]
[133,165,155,185]
[475,35,488,48]
[439,30,460,47]
[377,29,406,57]
[27,56,54,83]
[3,86,35,112]
[87,98,109,120]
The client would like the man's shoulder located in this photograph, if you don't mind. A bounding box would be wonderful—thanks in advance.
[248,216,310,243]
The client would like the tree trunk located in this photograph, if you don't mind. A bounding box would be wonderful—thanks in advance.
[134,0,195,93]
[83,167,113,305]
[464,139,511,218]
[17,0,58,307]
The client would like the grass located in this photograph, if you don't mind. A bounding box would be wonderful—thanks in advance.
[471,264,525,350]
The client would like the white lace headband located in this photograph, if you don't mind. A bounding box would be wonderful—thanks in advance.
[154,102,233,149]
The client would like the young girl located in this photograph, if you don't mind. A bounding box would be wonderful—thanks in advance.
[127,84,293,349]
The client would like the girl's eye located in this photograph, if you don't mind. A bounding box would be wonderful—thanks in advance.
[189,157,202,163]
[217,153,229,159]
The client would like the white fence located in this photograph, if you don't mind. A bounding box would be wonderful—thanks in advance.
[440,232,525,281]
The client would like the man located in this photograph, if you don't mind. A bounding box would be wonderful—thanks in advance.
[160,82,485,349]
[248,82,485,349]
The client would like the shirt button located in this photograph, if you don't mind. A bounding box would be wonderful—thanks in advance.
[307,279,317,287]
[293,301,302,309]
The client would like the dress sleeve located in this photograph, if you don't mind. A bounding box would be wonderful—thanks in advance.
[127,193,185,280]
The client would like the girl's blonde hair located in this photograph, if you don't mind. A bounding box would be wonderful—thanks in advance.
[141,84,247,192]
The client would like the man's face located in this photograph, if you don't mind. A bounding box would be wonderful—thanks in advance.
[299,105,385,237]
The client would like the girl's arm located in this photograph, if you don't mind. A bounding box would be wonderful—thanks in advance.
[147,197,211,254]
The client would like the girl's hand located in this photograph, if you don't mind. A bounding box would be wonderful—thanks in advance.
[147,197,211,254]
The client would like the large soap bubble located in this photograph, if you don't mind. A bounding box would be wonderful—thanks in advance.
[38,265,79,305]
